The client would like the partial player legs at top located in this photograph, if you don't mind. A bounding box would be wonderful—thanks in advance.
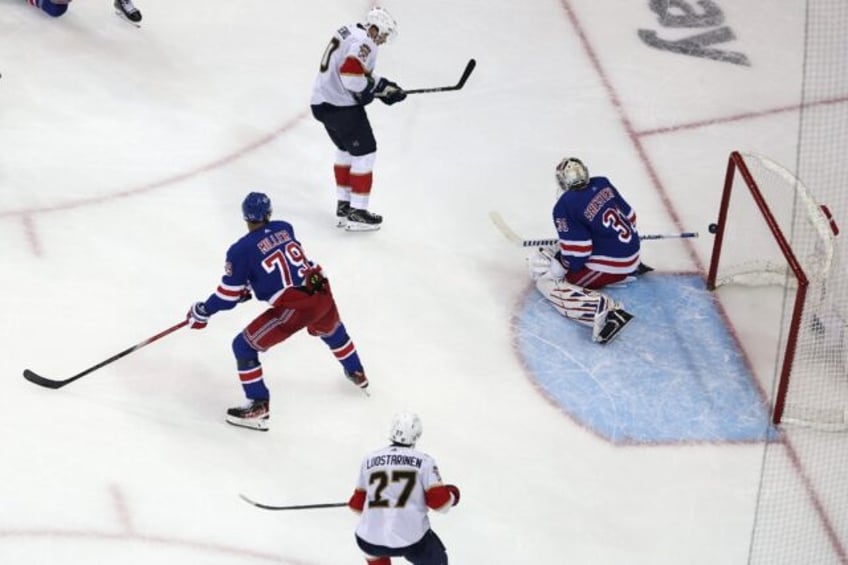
[27,0,71,17]
[114,0,142,23]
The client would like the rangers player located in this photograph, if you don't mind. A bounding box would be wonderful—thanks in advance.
[187,192,369,431]
[349,412,460,565]
[310,6,407,232]
[528,157,641,344]
[25,0,141,22]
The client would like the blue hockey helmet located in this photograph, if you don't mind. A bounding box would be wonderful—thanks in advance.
[242,192,272,222]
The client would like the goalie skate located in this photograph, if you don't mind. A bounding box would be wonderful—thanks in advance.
[594,308,634,345]
[346,208,382,232]
[225,399,269,431]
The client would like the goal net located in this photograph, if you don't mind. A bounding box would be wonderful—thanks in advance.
[707,151,846,430]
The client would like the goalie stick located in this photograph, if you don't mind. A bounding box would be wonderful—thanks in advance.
[489,211,698,247]
[239,493,347,511]
[23,319,188,389]
[404,59,476,94]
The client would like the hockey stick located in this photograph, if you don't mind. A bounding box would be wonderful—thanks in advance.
[489,211,698,247]
[22,319,189,389]
[239,493,347,511]
[404,59,476,94]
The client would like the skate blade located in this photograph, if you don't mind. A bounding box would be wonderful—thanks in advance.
[225,415,269,431]
[345,222,381,232]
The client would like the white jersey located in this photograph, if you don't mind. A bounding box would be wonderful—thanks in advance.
[310,23,381,107]
[354,445,445,548]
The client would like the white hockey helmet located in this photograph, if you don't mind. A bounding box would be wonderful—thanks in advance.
[389,411,422,446]
[556,157,590,193]
[364,6,398,44]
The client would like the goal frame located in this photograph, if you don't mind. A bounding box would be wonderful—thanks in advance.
[706,150,810,425]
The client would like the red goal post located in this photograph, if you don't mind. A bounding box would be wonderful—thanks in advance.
[707,151,844,428]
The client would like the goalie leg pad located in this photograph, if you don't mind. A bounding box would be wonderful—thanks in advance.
[536,278,609,326]
[536,278,630,343]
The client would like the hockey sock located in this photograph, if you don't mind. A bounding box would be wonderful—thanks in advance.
[234,335,269,400]
[321,323,364,374]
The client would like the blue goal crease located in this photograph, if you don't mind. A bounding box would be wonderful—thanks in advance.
[515,274,779,444]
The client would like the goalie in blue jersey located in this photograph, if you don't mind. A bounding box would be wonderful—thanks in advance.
[528,157,643,344]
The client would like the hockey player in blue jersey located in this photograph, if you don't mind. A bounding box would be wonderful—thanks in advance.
[528,157,639,344]
[25,0,142,23]
[187,192,369,431]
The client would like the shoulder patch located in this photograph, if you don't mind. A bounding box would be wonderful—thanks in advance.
[357,43,372,61]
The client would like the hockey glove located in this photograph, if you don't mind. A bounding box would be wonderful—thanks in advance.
[353,76,377,106]
[187,302,210,330]
[446,484,460,506]
[527,246,557,281]
[303,266,327,295]
[238,287,253,303]
[374,78,406,105]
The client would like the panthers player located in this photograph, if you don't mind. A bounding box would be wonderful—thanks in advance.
[349,412,460,565]
[310,6,407,232]
[528,157,640,344]
[187,192,369,431]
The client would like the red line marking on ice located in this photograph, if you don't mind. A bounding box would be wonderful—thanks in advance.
[2,112,307,256]
[638,95,848,137]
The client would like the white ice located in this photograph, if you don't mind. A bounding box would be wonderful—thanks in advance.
[0,0,833,563]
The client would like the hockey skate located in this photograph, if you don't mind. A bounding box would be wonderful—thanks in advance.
[225,399,269,431]
[346,208,382,232]
[345,369,370,390]
[336,200,351,228]
[114,0,142,24]
[595,308,634,345]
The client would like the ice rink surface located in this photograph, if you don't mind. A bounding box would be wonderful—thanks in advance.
[0,0,832,563]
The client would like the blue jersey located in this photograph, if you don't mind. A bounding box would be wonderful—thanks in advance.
[203,220,317,315]
[552,176,640,275]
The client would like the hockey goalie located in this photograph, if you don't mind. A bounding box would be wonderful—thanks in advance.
[527,157,643,345]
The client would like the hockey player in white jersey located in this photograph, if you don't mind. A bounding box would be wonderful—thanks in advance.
[310,6,407,232]
[348,412,460,565]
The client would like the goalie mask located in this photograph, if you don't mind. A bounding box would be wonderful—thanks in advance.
[389,411,422,446]
[364,6,398,44]
[556,157,589,194]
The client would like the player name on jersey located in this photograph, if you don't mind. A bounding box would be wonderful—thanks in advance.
[583,187,616,221]
[256,229,293,254]
[366,454,423,469]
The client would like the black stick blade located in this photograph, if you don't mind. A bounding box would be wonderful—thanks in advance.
[23,369,70,389]
[456,59,476,89]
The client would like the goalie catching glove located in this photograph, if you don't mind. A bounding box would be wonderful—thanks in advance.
[354,76,407,106]
[527,246,568,282]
